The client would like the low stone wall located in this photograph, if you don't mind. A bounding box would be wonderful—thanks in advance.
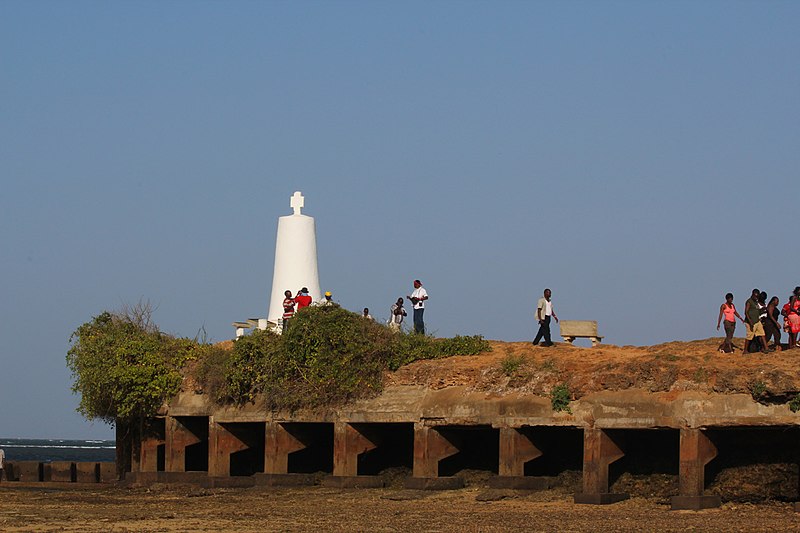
[2,461,116,483]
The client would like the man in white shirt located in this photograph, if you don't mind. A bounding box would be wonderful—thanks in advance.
[0,448,5,482]
[533,288,559,347]
[407,280,429,334]
[389,298,407,331]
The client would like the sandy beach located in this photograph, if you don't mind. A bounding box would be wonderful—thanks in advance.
[3,482,800,532]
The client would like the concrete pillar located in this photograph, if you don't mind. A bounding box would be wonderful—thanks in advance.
[76,463,99,483]
[671,428,721,510]
[208,418,250,477]
[498,427,542,477]
[574,427,628,504]
[332,422,378,477]
[139,436,162,472]
[412,424,459,478]
[165,416,201,472]
[49,462,75,482]
[264,422,308,474]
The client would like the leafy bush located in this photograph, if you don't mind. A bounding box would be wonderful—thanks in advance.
[68,305,492,420]
[550,383,572,413]
[66,310,196,424]
[789,395,800,413]
[749,380,767,401]
[199,306,491,410]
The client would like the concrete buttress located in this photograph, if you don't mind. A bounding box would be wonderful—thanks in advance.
[412,424,460,478]
[333,422,378,477]
[498,427,543,477]
[265,422,308,474]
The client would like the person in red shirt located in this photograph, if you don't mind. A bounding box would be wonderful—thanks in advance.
[295,287,312,311]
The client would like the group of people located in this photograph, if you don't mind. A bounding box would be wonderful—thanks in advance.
[280,279,429,335]
[281,287,337,329]
[716,287,800,353]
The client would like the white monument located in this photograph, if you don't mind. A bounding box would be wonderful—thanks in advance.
[267,191,322,326]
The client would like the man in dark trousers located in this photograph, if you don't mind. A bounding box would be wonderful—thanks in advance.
[533,288,559,347]
[407,280,429,334]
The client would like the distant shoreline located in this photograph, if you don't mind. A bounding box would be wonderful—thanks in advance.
[0,438,115,463]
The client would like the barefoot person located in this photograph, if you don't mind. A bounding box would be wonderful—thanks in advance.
[716,293,744,353]
[533,288,559,347]
[743,288,768,354]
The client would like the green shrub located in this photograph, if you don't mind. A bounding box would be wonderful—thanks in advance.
[387,332,490,371]
[550,383,572,413]
[69,305,492,420]
[192,343,232,400]
[66,311,195,424]
[749,380,767,401]
[500,354,525,377]
[278,306,393,408]
[205,306,491,410]
[789,395,800,413]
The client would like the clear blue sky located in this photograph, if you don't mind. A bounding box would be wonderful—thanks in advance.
[1,1,798,439]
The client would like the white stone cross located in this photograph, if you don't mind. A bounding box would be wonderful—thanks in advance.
[290,191,304,215]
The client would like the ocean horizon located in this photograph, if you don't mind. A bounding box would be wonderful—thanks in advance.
[0,438,116,463]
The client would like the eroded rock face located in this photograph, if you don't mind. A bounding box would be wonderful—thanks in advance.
[173,338,800,428]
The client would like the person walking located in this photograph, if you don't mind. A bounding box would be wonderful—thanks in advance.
[764,296,782,350]
[743,288,769,354]
[716,292,744,353]
[388,298,407,332]
[533,288,559,347]
[407,280,428,334]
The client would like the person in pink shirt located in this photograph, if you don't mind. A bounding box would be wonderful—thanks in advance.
[716,292,744,353]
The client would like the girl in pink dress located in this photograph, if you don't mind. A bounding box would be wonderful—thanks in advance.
[717,292,744,353]
[782,295,800,349]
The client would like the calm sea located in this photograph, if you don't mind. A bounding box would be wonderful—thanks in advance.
[0,438,116,463]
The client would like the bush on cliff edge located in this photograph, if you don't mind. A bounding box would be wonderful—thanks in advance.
[66,309,196,424]
[195,306,491,410]
[68,304,490,422]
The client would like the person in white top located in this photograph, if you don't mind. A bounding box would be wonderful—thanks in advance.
[0,448,5,482]
[533,288,559,347]
[407,279,429,334]
[388,298,407,331]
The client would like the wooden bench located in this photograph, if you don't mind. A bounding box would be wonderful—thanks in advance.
[560,320,604,347]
